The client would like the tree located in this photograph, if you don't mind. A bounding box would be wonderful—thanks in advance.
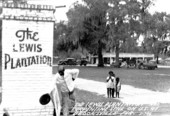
[143,12,170,63]
[67,0,109,67]
[154,12,170,63]
[64,0,170,66]
[53,21,67,56]
[66,0,156,66]
[54,21,79,58]
[107,0,145,65]
[67,2,90,55]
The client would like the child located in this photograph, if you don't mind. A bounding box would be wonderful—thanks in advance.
[106,71,114,98]
[111,72,116,98]
[115,77,121,98]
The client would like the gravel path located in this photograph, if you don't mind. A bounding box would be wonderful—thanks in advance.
[75,78,170,105]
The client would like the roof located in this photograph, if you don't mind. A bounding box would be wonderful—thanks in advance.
[92,53,154,58]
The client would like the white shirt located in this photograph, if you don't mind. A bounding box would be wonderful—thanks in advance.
[106,76,116,88]
[54,69,79,92]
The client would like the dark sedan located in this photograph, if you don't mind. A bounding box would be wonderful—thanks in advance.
[58,58,77,65]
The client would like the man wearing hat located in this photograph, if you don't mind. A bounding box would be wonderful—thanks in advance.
[54,65,79,116]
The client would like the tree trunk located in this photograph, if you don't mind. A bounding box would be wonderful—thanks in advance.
[156,55,159,64]
[97,40,104,67]
[155,48,159,64]
[115,40,120,67]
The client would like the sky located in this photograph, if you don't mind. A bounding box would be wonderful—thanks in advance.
[27,0,170,22]
[149,0,170,14]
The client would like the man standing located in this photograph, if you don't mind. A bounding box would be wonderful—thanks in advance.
[54,65,79,116]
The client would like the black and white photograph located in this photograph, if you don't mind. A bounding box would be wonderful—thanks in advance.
[0,0,170,116]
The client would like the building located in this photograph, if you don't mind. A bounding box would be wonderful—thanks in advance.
[91,53,155,65]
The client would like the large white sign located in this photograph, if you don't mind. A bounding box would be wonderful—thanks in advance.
[1,20,54,109]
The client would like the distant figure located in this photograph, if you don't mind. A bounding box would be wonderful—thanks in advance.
[121,61,128,68]
[106,71,115,98]
[54,65,79,116]
[115,77,121,98]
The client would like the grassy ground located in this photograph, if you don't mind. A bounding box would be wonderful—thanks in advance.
[53,66,170,115]
[74,88,170,116]
[75,88,120,103]
[53,66,170,92]
[1,65,169,115]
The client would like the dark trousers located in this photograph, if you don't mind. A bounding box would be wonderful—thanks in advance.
[107,88,112,98]
[107,88,115,98]
[69,90,76,111]
[116,88,120,98]
[53,90,76,116]
[116,87,120,98]
[116,92,119,98]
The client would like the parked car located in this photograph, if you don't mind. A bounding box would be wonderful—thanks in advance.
[110,61,122,68]
[58,58,77,65]
[138,60,157,70]
[77,58,88,66]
